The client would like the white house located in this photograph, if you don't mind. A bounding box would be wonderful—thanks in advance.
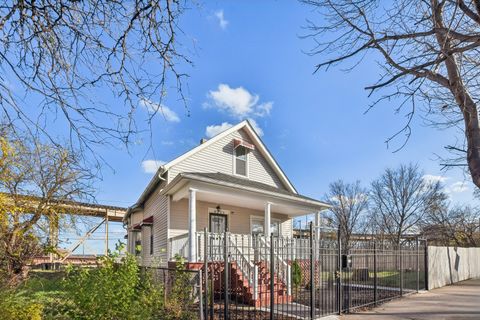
[124,120,329,266]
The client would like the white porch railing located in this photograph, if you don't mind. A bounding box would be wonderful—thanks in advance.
[258,237,292,296]
[168,232,299,300]
[167,233,189,260]
[228,235,258,301]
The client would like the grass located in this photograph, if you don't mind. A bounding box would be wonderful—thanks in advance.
[316,269,425,289]
[0,271,68,320]
[15,270,65,299]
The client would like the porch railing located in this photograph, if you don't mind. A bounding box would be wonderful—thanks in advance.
[228,235,259,300]
[168,232,298,299]
[167,233,189,260]
[258,236,292,296]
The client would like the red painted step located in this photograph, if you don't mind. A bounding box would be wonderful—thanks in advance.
[184,260,292,307]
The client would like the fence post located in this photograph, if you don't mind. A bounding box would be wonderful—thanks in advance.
[373,241,377,305]
[416,237,420,292]
[199,270,205,320]
[253,265,258,301]
[309,222,315,320]
[400,244,403,296]
[337,227,342,315]
[203,228,208,320]
[224,231,229,320]
[270,232,274,320]
[424,239,429,290]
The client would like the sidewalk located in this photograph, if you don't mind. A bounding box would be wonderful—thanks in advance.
[340,278,480,320]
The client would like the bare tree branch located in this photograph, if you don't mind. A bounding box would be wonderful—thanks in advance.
[302,0,480,189]
[0,0,191,162]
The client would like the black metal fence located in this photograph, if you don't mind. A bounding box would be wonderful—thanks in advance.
[162,225,427,320]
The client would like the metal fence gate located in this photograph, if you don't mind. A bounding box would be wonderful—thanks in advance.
[195,224,427,320]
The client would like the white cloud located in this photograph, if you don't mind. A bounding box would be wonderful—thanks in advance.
[447,181,469,193]
[247,118,263,137]
[215,10,228,30]
[139,98,180,123]
[254,102,273,117]
[423,174,449,184]
[205,122,233,138]
[141,160,166,174]
[205,84,273,119]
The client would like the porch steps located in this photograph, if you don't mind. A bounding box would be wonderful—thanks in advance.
[230,261,292,307]
[184,260,292,307]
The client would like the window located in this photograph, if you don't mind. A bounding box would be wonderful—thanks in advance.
[251,217,281,237]
[150,229,154,255]
[135,232,142,256]
[235,145,247,176]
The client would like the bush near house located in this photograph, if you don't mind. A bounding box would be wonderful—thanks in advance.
[0,247,195,320]
[291,259,302,290]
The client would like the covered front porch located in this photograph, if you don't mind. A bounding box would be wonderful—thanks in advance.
[163,172,329,263]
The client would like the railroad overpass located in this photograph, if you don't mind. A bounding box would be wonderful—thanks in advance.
[1,192,127,264]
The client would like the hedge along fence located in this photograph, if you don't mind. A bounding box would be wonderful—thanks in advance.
[428,246,480,289]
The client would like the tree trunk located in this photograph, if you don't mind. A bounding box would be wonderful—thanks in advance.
[432,0,480,189]
[462,98,480,190]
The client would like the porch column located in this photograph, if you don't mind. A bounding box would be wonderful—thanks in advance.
[188,188,197,262]
[264,202,272,237]
[315,211,321,242]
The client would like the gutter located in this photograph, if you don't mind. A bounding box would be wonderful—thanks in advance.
[123,166,166,223]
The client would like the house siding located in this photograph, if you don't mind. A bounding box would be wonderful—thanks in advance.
[139,181,168,266]
[168,129,286,190]
[169,199,293,238]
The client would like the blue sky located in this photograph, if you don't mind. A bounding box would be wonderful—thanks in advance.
[94,1,476,209]
[24,2,476,253]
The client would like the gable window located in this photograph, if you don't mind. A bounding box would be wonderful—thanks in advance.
[235,145,248,176]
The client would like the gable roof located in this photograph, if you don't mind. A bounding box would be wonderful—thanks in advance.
[164,120,296,193]
[133,120,297,209]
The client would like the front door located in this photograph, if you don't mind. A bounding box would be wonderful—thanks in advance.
[209,213,228,234]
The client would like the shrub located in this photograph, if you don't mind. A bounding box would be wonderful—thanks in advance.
[0,290,43,320]
[291,259,302,290]
[62,251,165,320]
[162,255,195,320]
[0,245,195,320]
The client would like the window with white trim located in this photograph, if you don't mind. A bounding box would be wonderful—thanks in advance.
[135,232,142,256]
[234,145,248,176]
[250,217,281,237]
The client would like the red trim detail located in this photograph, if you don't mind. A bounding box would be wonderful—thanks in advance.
[141,216,153,226]
[233,138,255,150]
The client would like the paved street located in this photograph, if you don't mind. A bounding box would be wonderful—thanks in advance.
[340,278,480,320]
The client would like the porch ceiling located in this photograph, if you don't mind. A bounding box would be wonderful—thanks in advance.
[162,173,329,216]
